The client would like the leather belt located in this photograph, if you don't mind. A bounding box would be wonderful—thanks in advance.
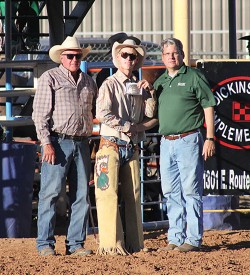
[50,132,87,141]
[99,136,136,154]
[100,136,134,149]
[163,130,198,140]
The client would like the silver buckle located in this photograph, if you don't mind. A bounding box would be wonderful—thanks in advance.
[109,137,117,143]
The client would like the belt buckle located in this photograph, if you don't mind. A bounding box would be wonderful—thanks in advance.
[109,137,117,143]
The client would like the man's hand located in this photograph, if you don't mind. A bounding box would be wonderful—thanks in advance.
[202,140,215,161]
[42,144,56,165]
[125,124,138,138]
[137,80,155,95]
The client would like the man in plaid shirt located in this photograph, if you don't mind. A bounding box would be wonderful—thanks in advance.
[32,36,97,257]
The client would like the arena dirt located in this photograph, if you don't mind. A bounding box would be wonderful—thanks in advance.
[0,228,250,274]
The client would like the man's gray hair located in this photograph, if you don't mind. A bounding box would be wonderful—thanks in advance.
[161,38,184,54]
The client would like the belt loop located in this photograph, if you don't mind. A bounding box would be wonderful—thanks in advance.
[125,145,128,158]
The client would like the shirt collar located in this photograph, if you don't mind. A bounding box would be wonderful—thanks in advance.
[115,69,137,84]
[59,64,81,78]
[165,63,187,78]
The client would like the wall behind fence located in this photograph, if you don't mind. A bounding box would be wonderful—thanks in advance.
[41,0,250,59]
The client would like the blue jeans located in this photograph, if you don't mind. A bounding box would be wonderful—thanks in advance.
[160,131,204,247]
[36,137,91,253]
[102,136,134,166]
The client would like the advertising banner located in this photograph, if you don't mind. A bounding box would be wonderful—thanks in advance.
[197,60,250,195]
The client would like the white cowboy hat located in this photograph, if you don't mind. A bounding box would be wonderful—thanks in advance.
[112,38,146,70]
[49,36,91,64]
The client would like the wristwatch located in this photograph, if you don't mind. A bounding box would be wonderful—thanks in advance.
[206,137,214,141]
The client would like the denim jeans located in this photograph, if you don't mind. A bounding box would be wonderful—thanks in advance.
[117,139,134,166]
[160,131,204,247]
[36,137,91,253]
[102,136,134,166]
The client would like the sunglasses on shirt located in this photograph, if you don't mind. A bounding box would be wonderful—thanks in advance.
[120,52,137,61]
[62,54,82,60]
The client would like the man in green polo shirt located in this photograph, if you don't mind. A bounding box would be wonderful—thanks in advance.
[154,38,216,252]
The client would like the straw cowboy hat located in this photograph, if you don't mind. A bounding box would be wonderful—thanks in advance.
[112,38,146,70]
[49,36,91,63]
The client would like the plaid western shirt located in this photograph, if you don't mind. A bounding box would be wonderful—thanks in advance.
[32,64,97,146]
[96,70,157,143]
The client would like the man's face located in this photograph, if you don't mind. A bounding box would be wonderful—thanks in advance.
[60,50,82,73]
[161,44,184,70]
[117,46,138,70]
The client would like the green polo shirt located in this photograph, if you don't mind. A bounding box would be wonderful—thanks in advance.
[154,64,216,136]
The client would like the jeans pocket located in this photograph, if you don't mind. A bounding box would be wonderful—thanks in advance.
[182,132,199,144]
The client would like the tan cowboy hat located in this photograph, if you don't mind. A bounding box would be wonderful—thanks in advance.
[105,32,141,56]
[112,38,146,70]
[49,36,91,63]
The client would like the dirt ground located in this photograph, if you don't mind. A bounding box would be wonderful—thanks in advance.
[1,219,250,275]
